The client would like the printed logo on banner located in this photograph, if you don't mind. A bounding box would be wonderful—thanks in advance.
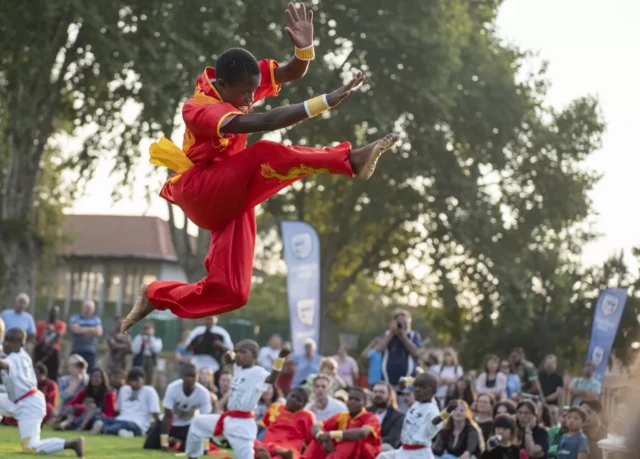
[291,233,313,259]
[297,299,315,326]
[591,346,604,366]
[601,294,619,316]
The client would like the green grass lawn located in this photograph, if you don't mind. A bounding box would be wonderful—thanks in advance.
[0,426,233,458]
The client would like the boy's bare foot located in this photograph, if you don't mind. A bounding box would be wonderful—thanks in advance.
[349,133,400,179]
[121,283,155,333]
[275,449,294,459]
[65,437,84,458]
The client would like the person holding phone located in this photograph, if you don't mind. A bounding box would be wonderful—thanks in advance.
[483,414,525,459]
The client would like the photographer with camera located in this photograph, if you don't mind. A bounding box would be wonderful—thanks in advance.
[374,310,422,410]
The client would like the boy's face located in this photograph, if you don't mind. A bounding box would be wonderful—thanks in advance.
[3,337,21,354]
[346,391,365,415]
[495,426,512,441]
[565,411,585,432]
[286,389,306,412]
[218,75,261,111]
[413,380,434,403]
[129,376,144,391]
[235,346,254,367]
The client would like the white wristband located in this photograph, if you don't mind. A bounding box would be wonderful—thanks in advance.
[303,100,313,118]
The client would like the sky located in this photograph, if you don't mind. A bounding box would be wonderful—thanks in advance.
[70,0,640,268]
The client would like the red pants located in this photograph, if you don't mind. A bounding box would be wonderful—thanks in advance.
[148,140,353,318]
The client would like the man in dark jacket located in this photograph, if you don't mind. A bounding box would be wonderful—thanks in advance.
[367,381,404,450]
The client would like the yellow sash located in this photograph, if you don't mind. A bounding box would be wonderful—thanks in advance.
[149,137,194,183]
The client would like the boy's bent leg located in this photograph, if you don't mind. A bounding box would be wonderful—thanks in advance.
[18,414,66,454]
[146,210,256,320]
[186,414,219,459]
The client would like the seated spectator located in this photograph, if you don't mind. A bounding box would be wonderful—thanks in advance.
[197,367,219,408]
[303,357,347,400]
[432,400,485,458]
[214,369,232,412]
[515,400,549,459]
[34,304,66,382]
[175,329,194,376]
[548,406,569,458]
[556,407,588,459]
[579,400,607,459]
[254,387,315,459]
[494,399,517,417]
[105,317,132,375]
[35,363,58,423]
[277,342,295,394]
[483,414,524,459]
[57,368,116,431]
[431,348,464,406]
[58,354,89,409]
[538,355,564,406]
[362,337,383,387]
[256,382,286,439]
[510,348,540,396]
[399,383,415,409]
[144,363,211,452]
[501,359,522,400]
[568,361,601,407]
[305,374,347,422]
[258,334,283,369]
[367,381,404,450]
[333,389,349,404]
[131,321,163,387]
[186,316,232,377]
[292,338,321,387]
[91,366,160,437]
[549,405,561,428]
[476,354,507,400]
[475,392,496,443]
[304,387,381,459]
[445,376,476,407]
[334,344,359,387]
[375,310,422,390]
[108,369,126,393]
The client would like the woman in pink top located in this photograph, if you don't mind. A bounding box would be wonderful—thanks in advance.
[476,354,507,399]
[334,344,359,386]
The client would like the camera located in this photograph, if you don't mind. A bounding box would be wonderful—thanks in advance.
[488,435,502,448]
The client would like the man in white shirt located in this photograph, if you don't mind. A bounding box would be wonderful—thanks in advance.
[0,328,84,457]
[131,321,163,385]
[305,374,347,422]
[186,316,233,374]
[257,334,282,369]
[376,373,457,459]
[144,363,212,451]
[185,340,289,459]
[92,367,160,437]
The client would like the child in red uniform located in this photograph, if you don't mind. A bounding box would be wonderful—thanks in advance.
[255,387,316,459]
[121,2,399,332]
[302,387,382,459]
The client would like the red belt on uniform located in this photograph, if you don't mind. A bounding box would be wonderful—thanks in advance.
[213,410,254,436]
[402,443,426,450]
[15,388,38,403]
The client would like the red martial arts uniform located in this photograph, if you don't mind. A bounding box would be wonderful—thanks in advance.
[254,403,316,458]
[147,59,354,318]
[301,409,381,459]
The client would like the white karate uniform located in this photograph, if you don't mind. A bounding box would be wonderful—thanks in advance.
[376,400,443,459]
[0,349,66,454]
[185,364,270,459]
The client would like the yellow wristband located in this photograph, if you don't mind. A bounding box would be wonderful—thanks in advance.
[160,434,169,447]
[329,430,344,440]
[295,45,315,60]
[304,95,329,118]
[272,357,285,371]
[440,410,451,421]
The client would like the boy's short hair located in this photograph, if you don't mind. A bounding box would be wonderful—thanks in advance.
[127,366,146,381]
[215,48,260,83]
[567,407,587,423]
[580,400,603,414]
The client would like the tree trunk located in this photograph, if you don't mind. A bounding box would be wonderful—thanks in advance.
[0,228,41,310]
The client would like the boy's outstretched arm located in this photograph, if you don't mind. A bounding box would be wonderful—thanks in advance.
[273,2,314,85]
[221,72,365,135]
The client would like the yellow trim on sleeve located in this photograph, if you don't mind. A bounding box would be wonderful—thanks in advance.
[269,60,280,95]
[216,111,243,138]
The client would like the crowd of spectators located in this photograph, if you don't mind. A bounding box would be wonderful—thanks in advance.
[0,292,632,459]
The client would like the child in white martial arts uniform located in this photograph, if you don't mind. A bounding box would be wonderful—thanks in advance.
[185,340,289,459]
[376,373,457,459]
[0,327,84,457]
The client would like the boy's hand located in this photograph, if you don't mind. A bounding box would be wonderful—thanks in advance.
[326,73,366,108]
[278,348,291,359]
[446,400,459,413]
[222,351,236,366]
[285,2,314,48]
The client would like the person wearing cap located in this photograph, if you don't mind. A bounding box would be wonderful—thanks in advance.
[292,338,321,387]
[1,293,36,341]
